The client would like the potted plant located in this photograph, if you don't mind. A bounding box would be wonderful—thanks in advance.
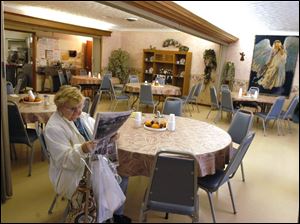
[203,49,217,84]
[108,48,130,84]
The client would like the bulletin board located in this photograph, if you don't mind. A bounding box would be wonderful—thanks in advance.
[37,37,60,66]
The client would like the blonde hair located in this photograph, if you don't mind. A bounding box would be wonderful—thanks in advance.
[54,85,84,109]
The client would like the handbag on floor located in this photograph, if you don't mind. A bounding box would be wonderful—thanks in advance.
[65,158,97,223]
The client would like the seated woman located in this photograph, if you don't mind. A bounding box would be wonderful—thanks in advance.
[44,85,131,223]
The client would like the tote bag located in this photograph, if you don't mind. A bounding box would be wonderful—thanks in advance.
[91,155,126,223]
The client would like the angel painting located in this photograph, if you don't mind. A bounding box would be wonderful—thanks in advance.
[250,35,299,96]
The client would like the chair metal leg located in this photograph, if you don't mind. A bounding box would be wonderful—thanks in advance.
[28,145,34,177]
[240,161,245,182]
[276,119,281,136]
[113,101,118,111]
[287,119,292,133]
[227,181,237,214]
[192,195,200,223]
[206,191,216,223]
[206,109,212,119]
[48,194,59,214]
[213,110,221,124]
[262,120,266,136]
[165,212,169,219]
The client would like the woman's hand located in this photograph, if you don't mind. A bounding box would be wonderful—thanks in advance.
[110,132,120,142]
[81,141,97,153]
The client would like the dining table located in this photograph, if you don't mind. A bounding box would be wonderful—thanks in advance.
[71,76,120,98]
[7,94,56,124]
[231,92,277,112]
[125,82,182,108]
[116,114,232,177]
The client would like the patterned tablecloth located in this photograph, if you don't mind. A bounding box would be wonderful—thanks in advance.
[7,94,56,123]
[70,76,120,85]
[117,115,232,177]
[125,83,181,96]
[231,92,277,104]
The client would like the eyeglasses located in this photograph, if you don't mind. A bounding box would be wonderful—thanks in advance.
[64,104,84,113]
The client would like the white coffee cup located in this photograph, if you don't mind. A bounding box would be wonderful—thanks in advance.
[169,114,175,122]
[167,114,176,131]
[44,95,50,106]
[134,112,142,128]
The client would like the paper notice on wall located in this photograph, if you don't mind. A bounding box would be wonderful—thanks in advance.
[53,50,61,61]
[46,50,53,61]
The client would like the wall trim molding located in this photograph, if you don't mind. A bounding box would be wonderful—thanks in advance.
[4,12,111,37]
[100,1,238,45]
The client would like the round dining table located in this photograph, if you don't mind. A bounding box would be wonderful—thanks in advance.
[125,82,181,96]
[7,94,56,124]
[117,114,232,177]
[71,76,120,98]
[231,92,277,112]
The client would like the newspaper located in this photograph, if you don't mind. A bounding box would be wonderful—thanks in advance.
[92,110,132,165]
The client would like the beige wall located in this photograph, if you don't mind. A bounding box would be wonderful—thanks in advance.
[102,31,299,93]
[102,31,220,79]
[35,32,92,91]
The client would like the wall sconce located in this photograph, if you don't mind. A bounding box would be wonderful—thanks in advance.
[240,52,245,61]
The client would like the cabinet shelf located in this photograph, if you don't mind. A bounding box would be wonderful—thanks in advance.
[154,60,174,64]
[142,49,192,96]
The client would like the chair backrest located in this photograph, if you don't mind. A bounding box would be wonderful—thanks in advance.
[221,89,234,111]
[210,86,219,109]
[79,69,87,76]
[128,74,139,83]
[184,84,197,103]
[282,95,299,119]
[194,82,203,98]
[14,78,23,94]
[35,122,50,161]
[267,96,285,119]
[108,78,117,100]
[7,100,31,146]
[7,81,14,94]
[144,150,198,213]
[58,70,67,86]
[220,132,255,185]
[82,97,91,113]
[156,76,165,85]
[221,84,230,91]
[248,86,259,95]
[65,69,72,85]
[139,84,154,104]
[227,109,254,144]
[99,74,112,91]
[162,97,183,116]
[89,92,101,117]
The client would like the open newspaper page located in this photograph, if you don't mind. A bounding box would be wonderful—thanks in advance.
[92,110,132,165]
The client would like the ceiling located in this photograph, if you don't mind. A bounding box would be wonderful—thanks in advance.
[4,1,299,37]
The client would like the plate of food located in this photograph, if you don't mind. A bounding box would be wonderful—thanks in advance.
[21,96,43,104]
[144,120,167,132]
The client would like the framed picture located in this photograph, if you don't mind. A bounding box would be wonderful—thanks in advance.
[249,35,299,97]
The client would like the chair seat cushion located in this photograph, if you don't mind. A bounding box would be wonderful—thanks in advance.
[198,170,225,191]
[255,112,278,120]
[11,128,38,146]
[116,95,129,100]
[140,100,158,106]
[27,129,38,143]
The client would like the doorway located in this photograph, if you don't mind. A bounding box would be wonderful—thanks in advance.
[5,30,35,89]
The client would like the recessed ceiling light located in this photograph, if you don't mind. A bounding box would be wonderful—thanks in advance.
[126,17,138,22]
